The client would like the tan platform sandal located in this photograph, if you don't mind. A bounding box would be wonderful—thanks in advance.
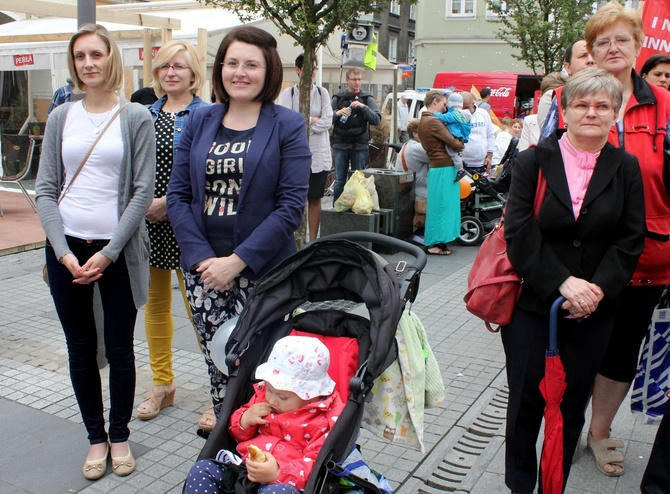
[586,431,625,477]
[137,383,176,420]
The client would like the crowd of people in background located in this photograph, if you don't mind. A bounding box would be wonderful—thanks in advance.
[35,2,670,492]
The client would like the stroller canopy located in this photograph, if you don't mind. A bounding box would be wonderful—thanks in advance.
[225,235,418,382]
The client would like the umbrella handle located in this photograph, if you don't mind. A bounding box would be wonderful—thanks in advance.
[549,296,566,353]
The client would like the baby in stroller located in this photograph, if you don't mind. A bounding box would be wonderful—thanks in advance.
[185,335,345,493]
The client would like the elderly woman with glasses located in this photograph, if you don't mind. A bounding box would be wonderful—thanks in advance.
[502,67,646,494]
[166,26,311,434]
[542,2,670,478]
[136,40,209,424]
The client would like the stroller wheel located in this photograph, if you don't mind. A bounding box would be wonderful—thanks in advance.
[457,216,485,246]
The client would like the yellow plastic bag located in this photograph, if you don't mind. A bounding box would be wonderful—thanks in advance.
[352,180,373,214]
[355,171,380,211]
[334,172,373,214]
[334,179,357,212]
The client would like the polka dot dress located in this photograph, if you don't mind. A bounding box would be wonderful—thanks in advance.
[148,110,181,270]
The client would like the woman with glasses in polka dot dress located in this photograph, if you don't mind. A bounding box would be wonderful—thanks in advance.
[137,40,209,424]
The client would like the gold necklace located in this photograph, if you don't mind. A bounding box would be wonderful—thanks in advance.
[82,99,116,134]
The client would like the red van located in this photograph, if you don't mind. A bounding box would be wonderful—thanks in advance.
[432,71,541,121]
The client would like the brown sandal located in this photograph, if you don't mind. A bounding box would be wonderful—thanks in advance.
[198,404,217,432]
[137,383,176,421]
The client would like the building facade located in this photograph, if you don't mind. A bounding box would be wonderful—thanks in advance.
[414,0,536,88]
[360,1,417,91]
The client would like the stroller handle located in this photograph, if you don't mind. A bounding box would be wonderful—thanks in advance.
[321,232,426,304]
[322,232,426,270]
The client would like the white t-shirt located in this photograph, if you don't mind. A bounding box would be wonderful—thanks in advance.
[460,108,496,167]
[492,130,513,165]
[59,101,123,239]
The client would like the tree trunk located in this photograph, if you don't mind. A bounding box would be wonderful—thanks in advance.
[294,46,317,249]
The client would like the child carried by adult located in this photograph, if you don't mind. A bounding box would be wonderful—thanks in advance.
[433,92,472,182]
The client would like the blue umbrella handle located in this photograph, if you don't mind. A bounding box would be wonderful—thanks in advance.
[549,296,566,354]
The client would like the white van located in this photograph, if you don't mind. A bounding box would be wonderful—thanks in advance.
[381,90,428,141]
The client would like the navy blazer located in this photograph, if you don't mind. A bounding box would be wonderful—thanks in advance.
[504,131,646,315]
[166,102,311,279]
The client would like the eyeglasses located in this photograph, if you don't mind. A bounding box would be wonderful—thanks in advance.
[158,63,190,72]
[593,35,633,51]
[221,60,266,72]
[567,102,615,116]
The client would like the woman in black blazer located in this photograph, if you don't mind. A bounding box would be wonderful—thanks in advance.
[501,68,646,494]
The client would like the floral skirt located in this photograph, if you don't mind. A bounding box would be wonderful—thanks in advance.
[182,270,253,415]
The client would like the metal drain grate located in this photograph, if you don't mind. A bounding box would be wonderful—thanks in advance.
[417,385,509,493]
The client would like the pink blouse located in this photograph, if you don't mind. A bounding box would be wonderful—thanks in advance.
[558,133,600,220]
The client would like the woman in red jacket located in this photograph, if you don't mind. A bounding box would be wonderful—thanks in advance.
[184,336,344,493]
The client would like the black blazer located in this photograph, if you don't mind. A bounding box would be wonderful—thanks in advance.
[504,131,646,315]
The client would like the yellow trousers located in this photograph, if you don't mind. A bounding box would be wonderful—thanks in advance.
[144,266,196,385]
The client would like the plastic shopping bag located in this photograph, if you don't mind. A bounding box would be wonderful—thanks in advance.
[355,171,380,211]
[631,286,670,423]
[334,171,374,214]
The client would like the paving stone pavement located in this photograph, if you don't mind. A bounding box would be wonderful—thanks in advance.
[0,244,660,494]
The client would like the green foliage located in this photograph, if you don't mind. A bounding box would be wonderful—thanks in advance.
[200,0,414,120]
[486,0,596,75]
[202,0,392,53]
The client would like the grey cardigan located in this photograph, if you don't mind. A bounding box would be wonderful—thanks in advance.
[35,99,156,309]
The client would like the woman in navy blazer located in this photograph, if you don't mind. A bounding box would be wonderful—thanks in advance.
[501,68,646,494]
[167,26,311,432]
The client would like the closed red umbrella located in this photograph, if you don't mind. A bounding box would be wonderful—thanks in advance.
[540,297,568,494]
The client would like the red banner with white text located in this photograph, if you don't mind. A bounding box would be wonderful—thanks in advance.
[636,0,670,72]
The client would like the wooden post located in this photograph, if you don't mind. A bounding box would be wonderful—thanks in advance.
[197,28,207,99]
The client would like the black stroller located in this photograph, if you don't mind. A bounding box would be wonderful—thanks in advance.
[456,137,519,246]
[196,232,427,493]
[457,170,506,246]
[491,136,520,195]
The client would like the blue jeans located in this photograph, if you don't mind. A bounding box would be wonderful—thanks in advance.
[332,147,369,202]
[46,237,138,445]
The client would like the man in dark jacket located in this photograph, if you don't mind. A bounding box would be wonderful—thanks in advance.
[330,68,381,201]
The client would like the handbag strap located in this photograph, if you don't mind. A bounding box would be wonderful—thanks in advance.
[499,167,546,223]
[58,101,130,204]
[400,142,409,172]
[533,168,547,218]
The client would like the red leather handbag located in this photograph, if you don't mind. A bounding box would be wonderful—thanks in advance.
[464,169,546,332]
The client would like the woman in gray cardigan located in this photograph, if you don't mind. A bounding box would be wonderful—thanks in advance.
[35,24,155,480]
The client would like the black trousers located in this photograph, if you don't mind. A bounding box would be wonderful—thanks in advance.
[46,237,137,445]
[501,307,613,493]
